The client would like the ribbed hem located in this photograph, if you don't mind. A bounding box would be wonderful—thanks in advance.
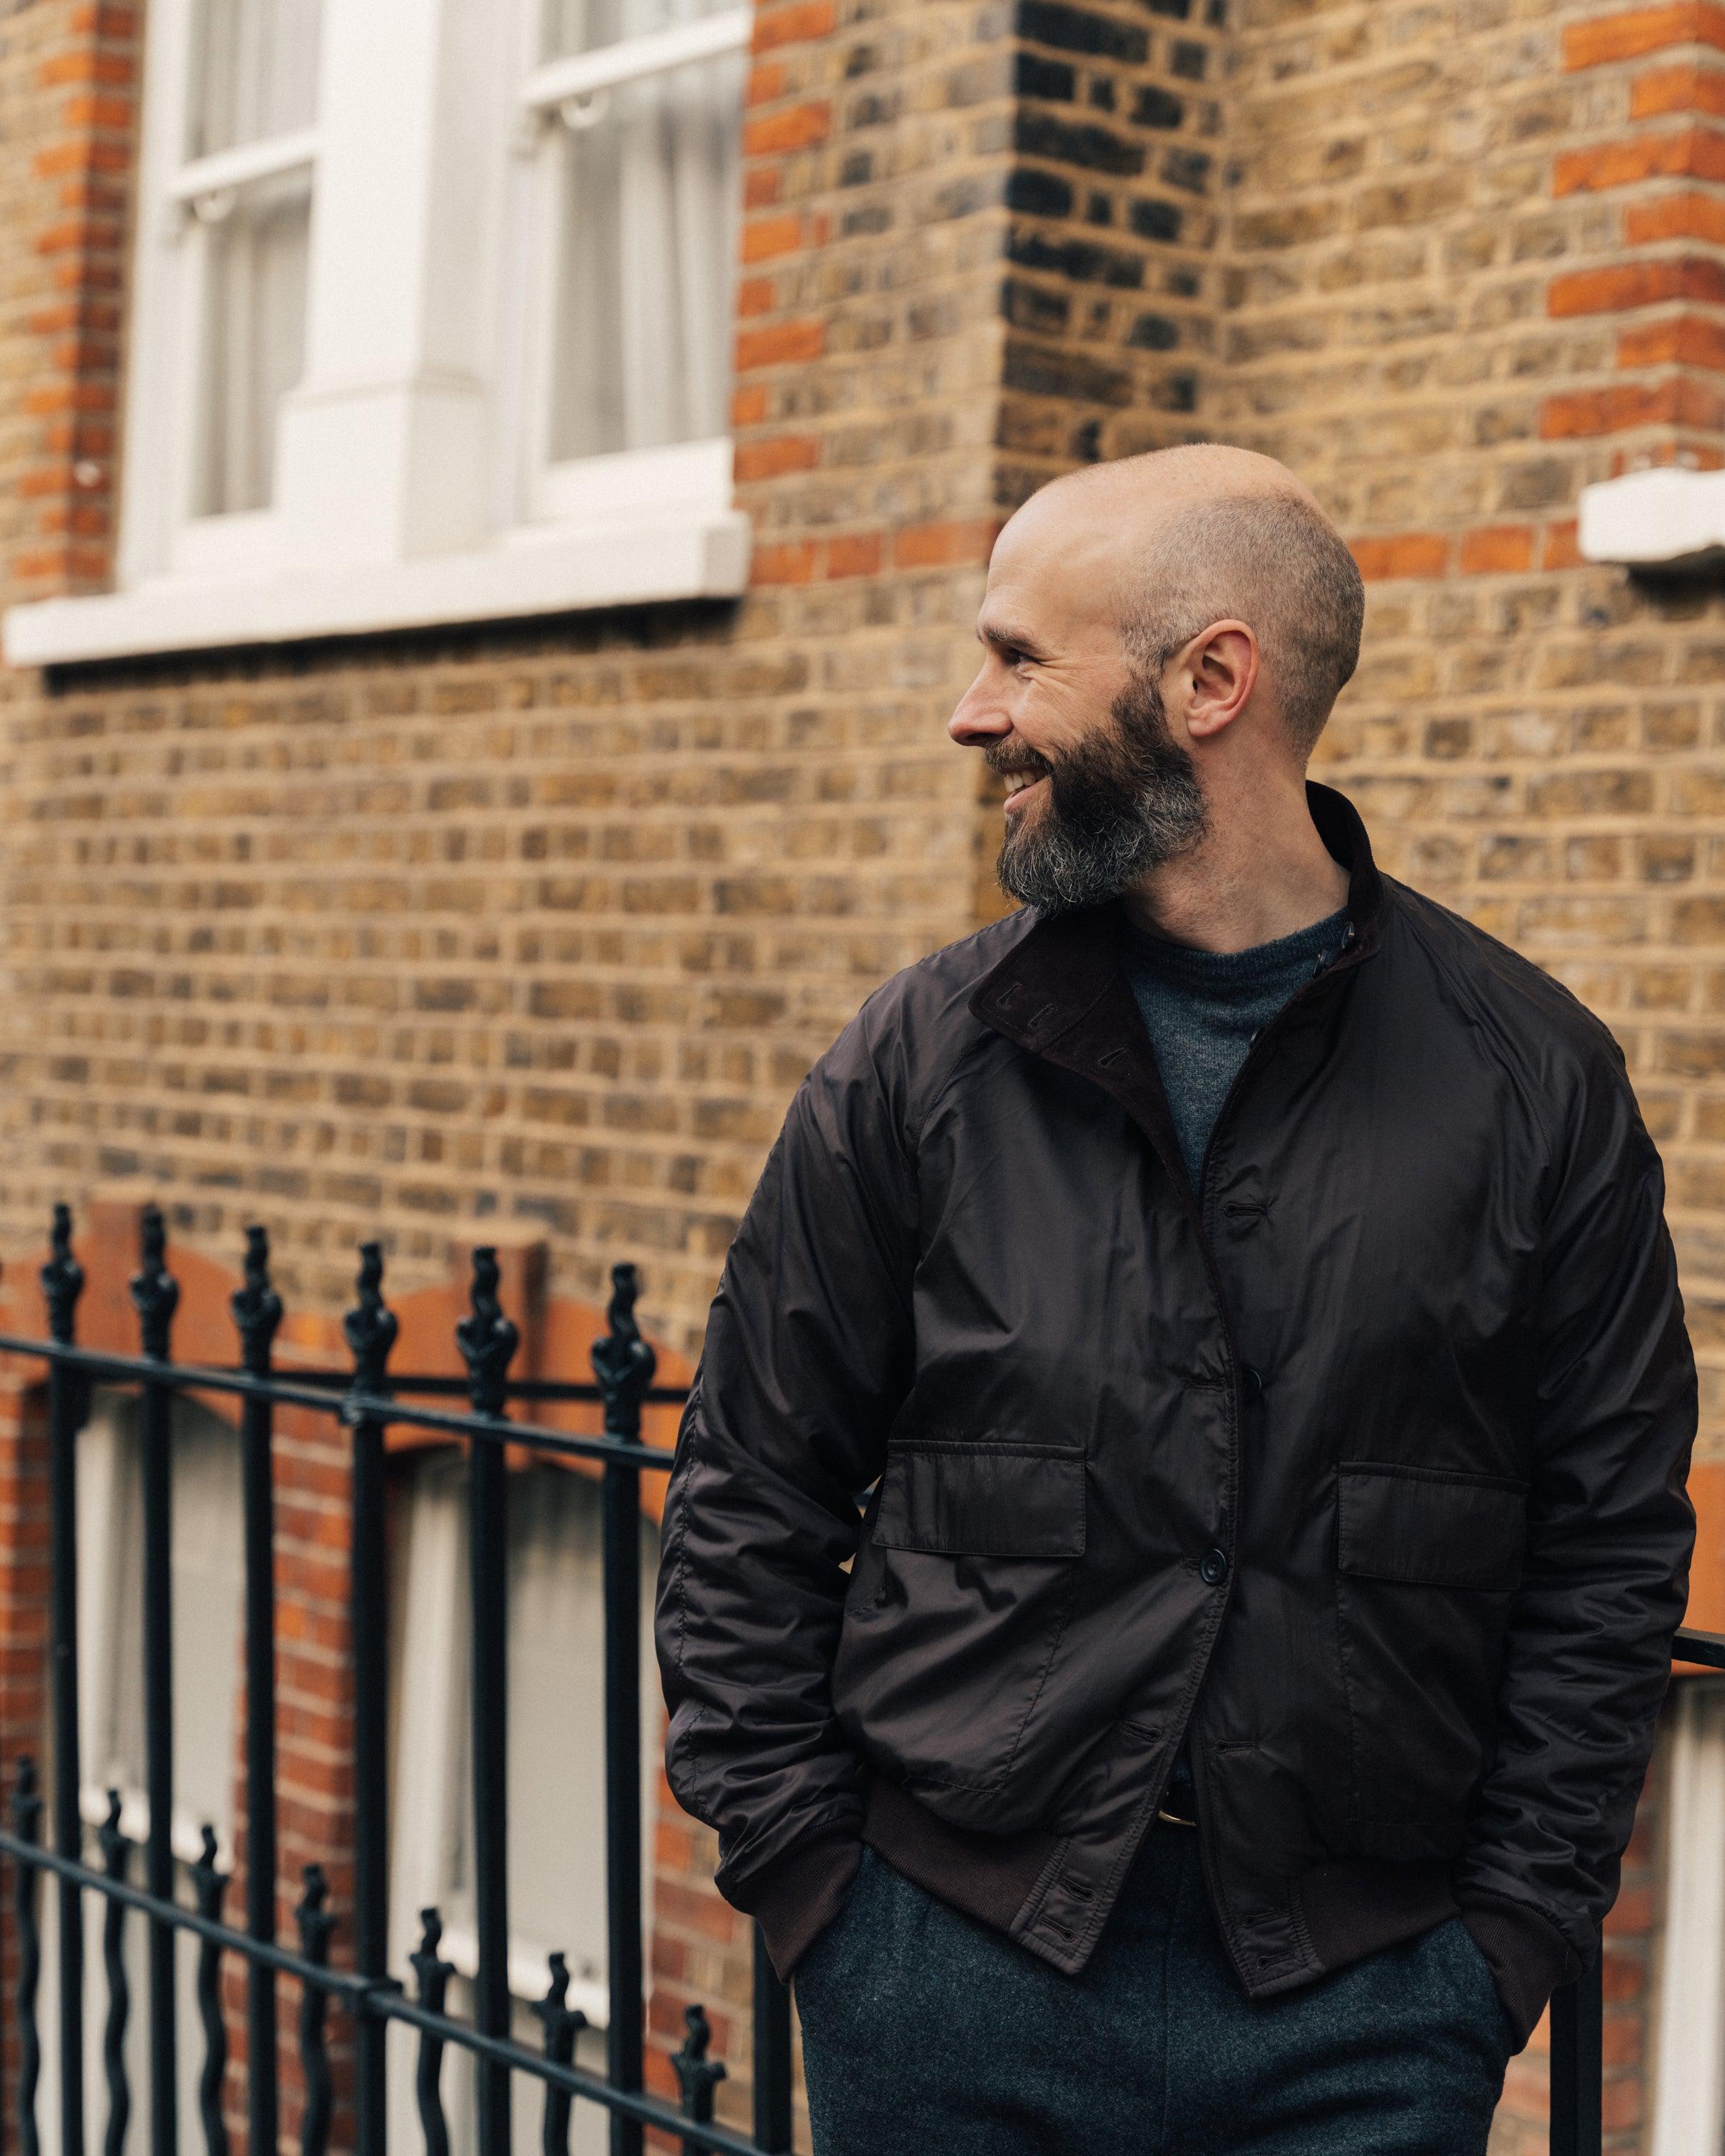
[862,1772,1062,1931]
[728,1830,864,1982]
[1294,1855,1455,1975]
[1457,1894,1583,2053]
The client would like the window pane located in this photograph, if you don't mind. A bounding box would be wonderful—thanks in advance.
[195,170,312,516]
[542,0,737,62]
[547,49,745,464]
[75,1388,244,1838]
[189,0,321,158]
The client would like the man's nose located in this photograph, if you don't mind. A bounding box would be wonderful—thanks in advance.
[949,665,1011,745]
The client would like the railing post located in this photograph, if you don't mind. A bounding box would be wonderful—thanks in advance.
[342,1246,397,2156]
[1549,1955,1604,2156]
[131,1205,180,2156]
[750,1930,792,2153]
[41,1206,86,2156]
[12,1759,42,2156]
[230,1229,281,2156]
[592,1266,656,2156]
[456,1250,519,2156]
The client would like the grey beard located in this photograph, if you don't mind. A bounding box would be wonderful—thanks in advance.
[995,671,1209,914]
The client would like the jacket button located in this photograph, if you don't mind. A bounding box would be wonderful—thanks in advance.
[1240,1365,1264,1401]
[1200,1547,1230,1585]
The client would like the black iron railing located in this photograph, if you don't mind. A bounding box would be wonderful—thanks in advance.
[0,1204,790,2156]
[0,1199,1716,2156]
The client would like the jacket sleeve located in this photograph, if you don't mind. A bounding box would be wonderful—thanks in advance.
[653,996,920,1978]
[1453,1052,1697,2047]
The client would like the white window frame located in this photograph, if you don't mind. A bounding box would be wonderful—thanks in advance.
[1650,1678,1725,2155]
[6,0,752,668]
[114,0,321,591]
[516,6,752,529]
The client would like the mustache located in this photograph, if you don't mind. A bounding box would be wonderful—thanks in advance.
[983,745,1054,780]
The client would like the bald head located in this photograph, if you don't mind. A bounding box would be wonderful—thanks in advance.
[1012,446,1364,757]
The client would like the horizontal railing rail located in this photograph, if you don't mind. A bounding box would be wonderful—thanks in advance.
[0,1202,1706,2156]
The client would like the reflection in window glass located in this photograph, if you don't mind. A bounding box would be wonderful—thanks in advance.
[188,0,321,158]
[542,0,736,61]
[195,170,312,515]
[548,50,745,464]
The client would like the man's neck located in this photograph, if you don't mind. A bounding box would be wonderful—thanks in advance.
[1118,785,1350,955]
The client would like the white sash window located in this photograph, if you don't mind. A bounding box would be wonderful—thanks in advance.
[7,0,751,665]
[520,1,750,525]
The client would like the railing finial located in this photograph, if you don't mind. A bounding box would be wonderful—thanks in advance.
[231,1224,282,1377]
[129,1202,179,1360]
[534,1953,586,2156]
[40,1204,83,1346]
[341,1242,397,1401]
[671,2001,726,2134]
[456,1247,519,1419]
[591,1261,656,1442]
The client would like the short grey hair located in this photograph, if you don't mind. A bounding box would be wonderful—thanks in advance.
[1115,490,1365,759]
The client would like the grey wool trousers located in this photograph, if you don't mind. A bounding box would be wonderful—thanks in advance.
[794,1826,1514,2155]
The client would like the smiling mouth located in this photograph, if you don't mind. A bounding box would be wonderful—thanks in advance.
[994,765,1049,811]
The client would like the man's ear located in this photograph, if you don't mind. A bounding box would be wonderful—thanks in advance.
[1179,621,1260,743]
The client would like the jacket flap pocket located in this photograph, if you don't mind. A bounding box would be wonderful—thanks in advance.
[873,1440,1086,1558]
[1338,1462,1527,1590]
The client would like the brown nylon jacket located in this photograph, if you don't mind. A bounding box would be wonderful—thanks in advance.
[653,783,1697,2047]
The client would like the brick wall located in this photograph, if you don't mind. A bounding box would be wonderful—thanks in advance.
[1,0,1724,2150]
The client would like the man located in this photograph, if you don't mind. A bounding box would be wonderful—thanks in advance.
[653,445,1696,2153]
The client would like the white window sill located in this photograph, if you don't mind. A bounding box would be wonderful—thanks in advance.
[1578,466,1725,569]
[3,507,752,667]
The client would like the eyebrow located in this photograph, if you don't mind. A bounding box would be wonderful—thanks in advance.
[975,619,1047,657]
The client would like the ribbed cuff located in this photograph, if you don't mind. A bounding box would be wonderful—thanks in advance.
[726,1830,864,1983]
[1457,1894,1583,2053]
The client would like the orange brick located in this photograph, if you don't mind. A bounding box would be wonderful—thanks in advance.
[733,433,821,482]
[1555,124,1725,192]
[753,0,837,52]
[39,50,133,87]
[735,274,776,318]
[1542,519,1584,568]
[1563,3,1725,69]
[742,212,806,263]
[742,164,782,208]
[1627,185,1725,239]
[1632,58,1725,111]
[735,318,824,370]
[1548,255,1725,313]
[730,382,769,426]
[1350,533,1452,580]
[746,59,788,106]
[64,93,134,130]
[749,540,819,585]
[826,532,883,578]
[1459,524,1537,573]
[742,100,831,156]
[1618,310,1725,367]
[1540,380,1675,435]
[892,518,999,569]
